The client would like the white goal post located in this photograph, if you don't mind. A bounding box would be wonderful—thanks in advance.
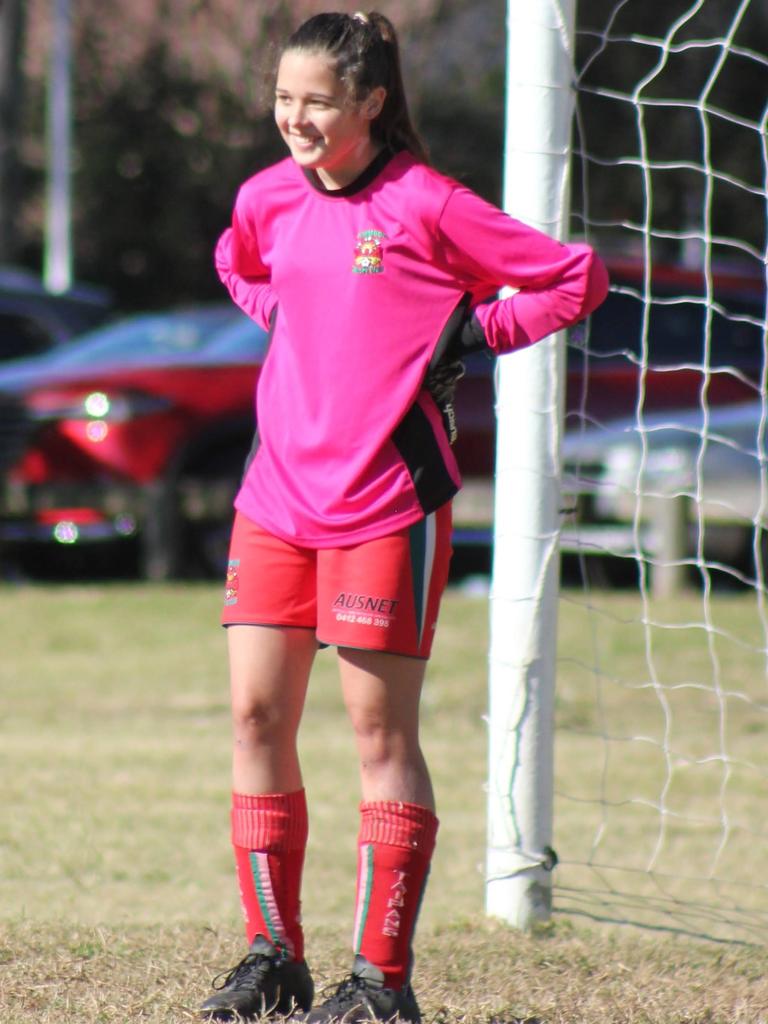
[486,0,768,942]
[485,0,577,928]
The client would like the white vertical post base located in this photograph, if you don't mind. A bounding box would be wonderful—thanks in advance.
[485,0,577,929]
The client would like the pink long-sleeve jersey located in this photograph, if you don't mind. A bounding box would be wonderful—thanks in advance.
[217,149,608,547]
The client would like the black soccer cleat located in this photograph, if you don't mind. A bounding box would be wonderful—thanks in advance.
[296,955,421,1024]
[200,934,314,1021]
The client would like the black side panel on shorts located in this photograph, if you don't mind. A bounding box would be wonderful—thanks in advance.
[392,402,458,514]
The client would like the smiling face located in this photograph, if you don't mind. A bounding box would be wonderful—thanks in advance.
[274,49,386,190]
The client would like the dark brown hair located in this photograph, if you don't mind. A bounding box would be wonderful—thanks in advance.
[282,11,429,163]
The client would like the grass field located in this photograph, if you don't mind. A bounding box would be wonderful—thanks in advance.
[1,581,767,1022]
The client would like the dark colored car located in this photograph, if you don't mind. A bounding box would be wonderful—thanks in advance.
[0,266,112,362]
[567,257,766,427]
[451,258,767,546]
[0,307,267,579]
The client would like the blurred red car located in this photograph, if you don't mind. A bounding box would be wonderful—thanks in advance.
[0,307,267,578]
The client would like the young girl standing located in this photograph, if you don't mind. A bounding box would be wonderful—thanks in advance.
[201,10,607,1023]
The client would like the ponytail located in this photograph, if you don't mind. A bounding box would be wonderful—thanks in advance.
[283,11,429,164]
[365,12,429,164]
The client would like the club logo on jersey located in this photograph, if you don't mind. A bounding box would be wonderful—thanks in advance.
[224,559,240,605]
[353,229,386,274]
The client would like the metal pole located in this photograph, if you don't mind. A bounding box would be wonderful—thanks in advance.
[485,0,577,929]
[649,493,690,598]
[0,0,26,262]
[44,0,72,293]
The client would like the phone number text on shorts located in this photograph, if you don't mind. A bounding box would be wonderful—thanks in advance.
[334,612,391,628]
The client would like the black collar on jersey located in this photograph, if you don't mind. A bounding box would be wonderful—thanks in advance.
[303,147,397,197]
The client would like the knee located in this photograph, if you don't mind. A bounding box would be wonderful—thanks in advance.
[350,711,408,767]
[232,698,291,747]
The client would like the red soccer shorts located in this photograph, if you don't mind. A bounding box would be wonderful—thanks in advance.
[222,505,453,659]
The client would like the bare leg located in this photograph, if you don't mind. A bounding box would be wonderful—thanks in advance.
[228,624,317,794]
[337,647,434,810]
[331,646,437,1004]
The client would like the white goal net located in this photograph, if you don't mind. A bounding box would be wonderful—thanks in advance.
[552,0,768,943]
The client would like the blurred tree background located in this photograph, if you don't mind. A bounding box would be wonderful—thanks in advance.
[4,0,767,311]
[573,0,768,269]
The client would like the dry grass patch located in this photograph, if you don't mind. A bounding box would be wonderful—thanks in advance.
[2,920,768,1023]
[2,583,768,1020]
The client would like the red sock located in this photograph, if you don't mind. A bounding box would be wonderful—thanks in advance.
[352,801,439,990]
[231,789,308,961]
